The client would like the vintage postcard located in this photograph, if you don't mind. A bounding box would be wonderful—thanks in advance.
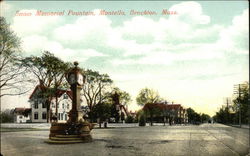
[0,1,249,156]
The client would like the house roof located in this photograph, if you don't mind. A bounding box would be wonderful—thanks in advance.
[143,103,184,111]
[29,85,46,99]
[166,104,183,110]
[29,85,73,100]
[14,108,31,115]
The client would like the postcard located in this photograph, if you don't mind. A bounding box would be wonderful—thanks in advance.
[0,1,249,156]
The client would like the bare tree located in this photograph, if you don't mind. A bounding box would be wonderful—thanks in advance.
[0,17,30,99]
[82,69,112,121]
[136,88,163,106]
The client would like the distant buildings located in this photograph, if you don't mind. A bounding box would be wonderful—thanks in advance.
[13,108,31,123]
[143,103,188,124]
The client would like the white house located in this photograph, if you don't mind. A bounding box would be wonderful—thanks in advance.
[29,85,73,123]
[13,108,31,123]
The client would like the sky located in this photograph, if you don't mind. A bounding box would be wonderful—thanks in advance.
[0,1,249,116]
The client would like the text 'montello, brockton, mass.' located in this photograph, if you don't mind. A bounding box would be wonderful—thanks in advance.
[15,9,177,16]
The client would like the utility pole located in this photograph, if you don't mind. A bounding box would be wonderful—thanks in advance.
[224,97,231,124]
[234,84,246,128]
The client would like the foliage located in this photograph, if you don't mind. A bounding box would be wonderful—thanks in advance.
[87,86,131,122]
[82,69,113,118]
[136,88,162,106]
[21,51,71,122]
[121,112,125,121]
[102,87,132,106]
[125,115,134,123]
[92,102,112,122]
[232,82,249,124]
[186,108,202,124]
[214,82,249,124]
[110,103,120,123]
[200,113,211,123]
[0,17,30,97]
[22,51,71,88]
[143,103,163,126]
[139,112,146,126]
[0,110,14,123]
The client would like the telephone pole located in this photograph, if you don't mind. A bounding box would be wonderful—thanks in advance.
[224,97,231,124]
[233,84,246,128]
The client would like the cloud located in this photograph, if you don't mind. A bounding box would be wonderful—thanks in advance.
[9,3,247,69]
[0,1,12,15]
[117,1,214,47]
[11,9,62,37]
[108,1,225,67]
[217,8,249,54]
[53,11,112,49]
[168,1,210,25]
[10,2,226,67]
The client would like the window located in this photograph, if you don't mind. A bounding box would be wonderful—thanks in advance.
[65,114,67,120]
[42,112,46,119]
[42,102,46,108]
[58,113,60,120]
[19,116,23,119]
[51,102,55,108]
[61,113,64,120]
[34,112,38,120]
[62,103,64,109]
[64,94,68,99]
[67,104,69,109]
[34,101,38,109]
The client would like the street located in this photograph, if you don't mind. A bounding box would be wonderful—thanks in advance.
[1,123,249,156]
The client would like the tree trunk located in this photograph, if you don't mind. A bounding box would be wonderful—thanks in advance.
[150,112,153,126]
[46,100,50,123]
[55,95,58,122]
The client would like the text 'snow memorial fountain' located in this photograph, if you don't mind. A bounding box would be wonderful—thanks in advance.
[45,62,95,144]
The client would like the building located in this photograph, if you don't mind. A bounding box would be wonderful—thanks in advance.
[165,104,188,124]
[13,108,31,123]
[29,85,73,123]
[143,103,188,124]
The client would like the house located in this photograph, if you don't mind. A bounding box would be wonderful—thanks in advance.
[13,108,31,123]
[29,85,73,123]
[143,103,188,124]
[165,104,188,124]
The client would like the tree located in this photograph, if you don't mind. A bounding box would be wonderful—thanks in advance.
[21,51,71,122]
[232,82,249,124]
[82,69,112,121]
[0,109,14,123]
[101,87,131,123]
[186,108,201,124]
[214,82,249,125]
[125,115,134,123]
[108,87,132,106]
[138,110,146,126]
[201,113,210,123]
[143,103,162,126]
[92,102,112,127]
[213,107,227,123]
[0,17,30,99]
[136,88,162,106]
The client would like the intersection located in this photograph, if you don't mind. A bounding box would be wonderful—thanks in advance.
[1,123,249,156]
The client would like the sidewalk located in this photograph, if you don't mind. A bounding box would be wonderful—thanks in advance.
[1,123,51,129]
[229,124,249,129]
[1,123,175,129]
